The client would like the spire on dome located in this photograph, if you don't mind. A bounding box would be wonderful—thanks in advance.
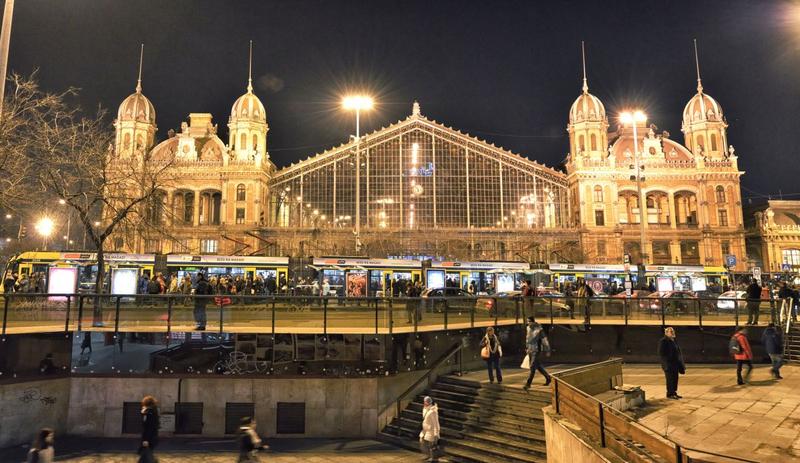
[581,41,588,94]
[412,100,420,116]
[247,40,253,93]
[135,43,144,93]
[693,38,703,94]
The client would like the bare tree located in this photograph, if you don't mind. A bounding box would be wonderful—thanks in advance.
[27,76,175,311]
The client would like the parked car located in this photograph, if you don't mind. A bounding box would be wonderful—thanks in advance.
[477,290,571,317]
[611,289,652,311]
[645,291,699,314]
[716,290,746,311]
[421,287,477,312]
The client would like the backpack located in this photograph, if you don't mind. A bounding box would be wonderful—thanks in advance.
[728,336,741,355]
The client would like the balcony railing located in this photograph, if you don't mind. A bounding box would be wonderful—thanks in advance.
[0,293,777,337]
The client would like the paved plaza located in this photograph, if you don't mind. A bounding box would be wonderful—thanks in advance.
[626,364,800,462]
[0,438,422,462]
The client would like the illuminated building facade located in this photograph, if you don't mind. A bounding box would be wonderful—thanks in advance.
[747,201,800,274]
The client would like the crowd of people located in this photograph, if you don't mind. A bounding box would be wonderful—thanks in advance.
[2,271,47,294]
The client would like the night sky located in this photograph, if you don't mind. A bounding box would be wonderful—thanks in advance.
[4,0,800,200]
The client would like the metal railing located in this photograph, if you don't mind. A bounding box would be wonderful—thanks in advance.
[552,360,758,463]
[0,292,774,337]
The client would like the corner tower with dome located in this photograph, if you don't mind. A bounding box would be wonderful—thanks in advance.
[565,43,745,270]
[108,44,276,255]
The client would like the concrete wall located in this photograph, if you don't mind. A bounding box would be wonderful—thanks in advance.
[67,376,380,439]
[0,378,70,448]
[544,407,619,463]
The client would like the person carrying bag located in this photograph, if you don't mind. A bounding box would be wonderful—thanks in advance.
[480,326,503,383]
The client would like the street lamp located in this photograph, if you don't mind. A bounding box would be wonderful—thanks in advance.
[35,217,55,251]
[342,94,374,254]
[620,110,648,267]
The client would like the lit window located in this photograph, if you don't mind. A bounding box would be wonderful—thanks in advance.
[236,208,246,224]
[593,186,603,203]
[718,210,728,227]
[236,184,246,201]
[783,249,800,268]
[200,239,218,254]
[715,186,725,204]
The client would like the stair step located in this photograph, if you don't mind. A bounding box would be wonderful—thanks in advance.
[431,383,552,404]
[407,399,544,424]
[401,409,545,436]
[425,390,550,413]
[445,437,546,463]
[392,414,545,446]
[465,430,548,454]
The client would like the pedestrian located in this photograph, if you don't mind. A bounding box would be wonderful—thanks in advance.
[745,279,762,325]
[419,396,440,462]
[480,326,503,383]
[139,395,160,463]
[80,332,92,355]
[657,327,685,399]
[147,275,161,305]
[577,279,595,324]
[730,327,753,385]
[194,273,211,330]
[26,428,54,463]
[523,317,551,390]
[238,416,267,462]
[521,280,533,316]
[3,271,16,293]
[761,323,784,379]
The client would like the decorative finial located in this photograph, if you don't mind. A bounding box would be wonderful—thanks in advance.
[412,100,420,116]
[693,38,702,94]
[581,41,588,94]
[136,44,144,93]
[247,40,253,93]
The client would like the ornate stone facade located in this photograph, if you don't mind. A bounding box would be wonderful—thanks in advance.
[746,201,800,273]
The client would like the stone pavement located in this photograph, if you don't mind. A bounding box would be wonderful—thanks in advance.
[0,438,422,462]
[625,363,800,462]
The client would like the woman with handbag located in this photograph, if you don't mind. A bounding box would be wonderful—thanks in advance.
[480,326,503,383]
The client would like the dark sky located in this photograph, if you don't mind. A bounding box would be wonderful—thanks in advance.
[5,0,800,200]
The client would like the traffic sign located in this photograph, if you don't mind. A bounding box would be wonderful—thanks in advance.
[782,263,792,272]
[214,296,232,306]
[724,254,737,268]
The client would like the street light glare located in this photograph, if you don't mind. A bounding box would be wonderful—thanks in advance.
[342,95,374,111]
[35,217,55,237]
[619,110,647,124]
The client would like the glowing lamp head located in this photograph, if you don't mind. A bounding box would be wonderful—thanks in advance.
[342,95,374,111]
[619,110,647,125]
[35,217,55,237]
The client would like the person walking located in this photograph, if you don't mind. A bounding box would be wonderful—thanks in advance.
[80,332,92,355]
[139,396,160,463]
[237,416,266,462]
[26,428,54,463]
[657,327,685,399]
[419,396,440,462]
[480,326,503,384]
[731,328,753,385]
[745,279,762,325]
[577,279,595,324]
[194,273,211,330]
[523,317,551,390]
[762,323,784,379]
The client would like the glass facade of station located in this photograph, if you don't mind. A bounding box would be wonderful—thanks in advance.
[269,118,569,230]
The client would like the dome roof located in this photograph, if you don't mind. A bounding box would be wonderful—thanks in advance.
[682,92,723,125]
[117,90,155,124]
[231,90,266,123]
[569,91,606,124]
[609,134,693,164]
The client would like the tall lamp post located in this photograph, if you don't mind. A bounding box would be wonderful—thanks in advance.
[620,110,648,268]
[342,95,374,253]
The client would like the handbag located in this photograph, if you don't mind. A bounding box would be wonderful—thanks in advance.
[520,353,531,369]
[480,345,490,359]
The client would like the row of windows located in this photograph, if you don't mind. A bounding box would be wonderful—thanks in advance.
[144,238,219,254]
[594,208,729,227]
[592,185,730,204]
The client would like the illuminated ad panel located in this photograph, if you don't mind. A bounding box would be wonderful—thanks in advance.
[112,268,139,295]
[48,267,77,295]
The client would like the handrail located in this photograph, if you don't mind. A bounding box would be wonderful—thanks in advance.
[380,341,463,421]
[552,364,759,463]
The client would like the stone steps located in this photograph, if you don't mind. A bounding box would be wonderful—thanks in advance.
[380,373,550,462]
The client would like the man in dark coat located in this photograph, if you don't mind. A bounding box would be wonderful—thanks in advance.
[193,273,211,330]
[745,279,762,325]
[657,326,685,399]
[761,323,783,379]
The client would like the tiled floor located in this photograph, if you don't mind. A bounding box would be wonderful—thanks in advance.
[625,363,800,462]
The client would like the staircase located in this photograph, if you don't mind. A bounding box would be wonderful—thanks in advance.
[380,374,551,462]
[785,322,800,363]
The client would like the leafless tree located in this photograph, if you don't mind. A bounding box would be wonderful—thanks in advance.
[25,75,175,307]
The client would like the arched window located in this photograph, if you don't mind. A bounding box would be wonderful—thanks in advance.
[715,185,725,204]
[710,133,718,151]
[236,184,246,201]
[578,134,585,152]
[696,134,705,150]
[593,185,603,203]
[590,134,597,151]
[123,133,131,150]
[240,133,247,151]
[252,134,258,150]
